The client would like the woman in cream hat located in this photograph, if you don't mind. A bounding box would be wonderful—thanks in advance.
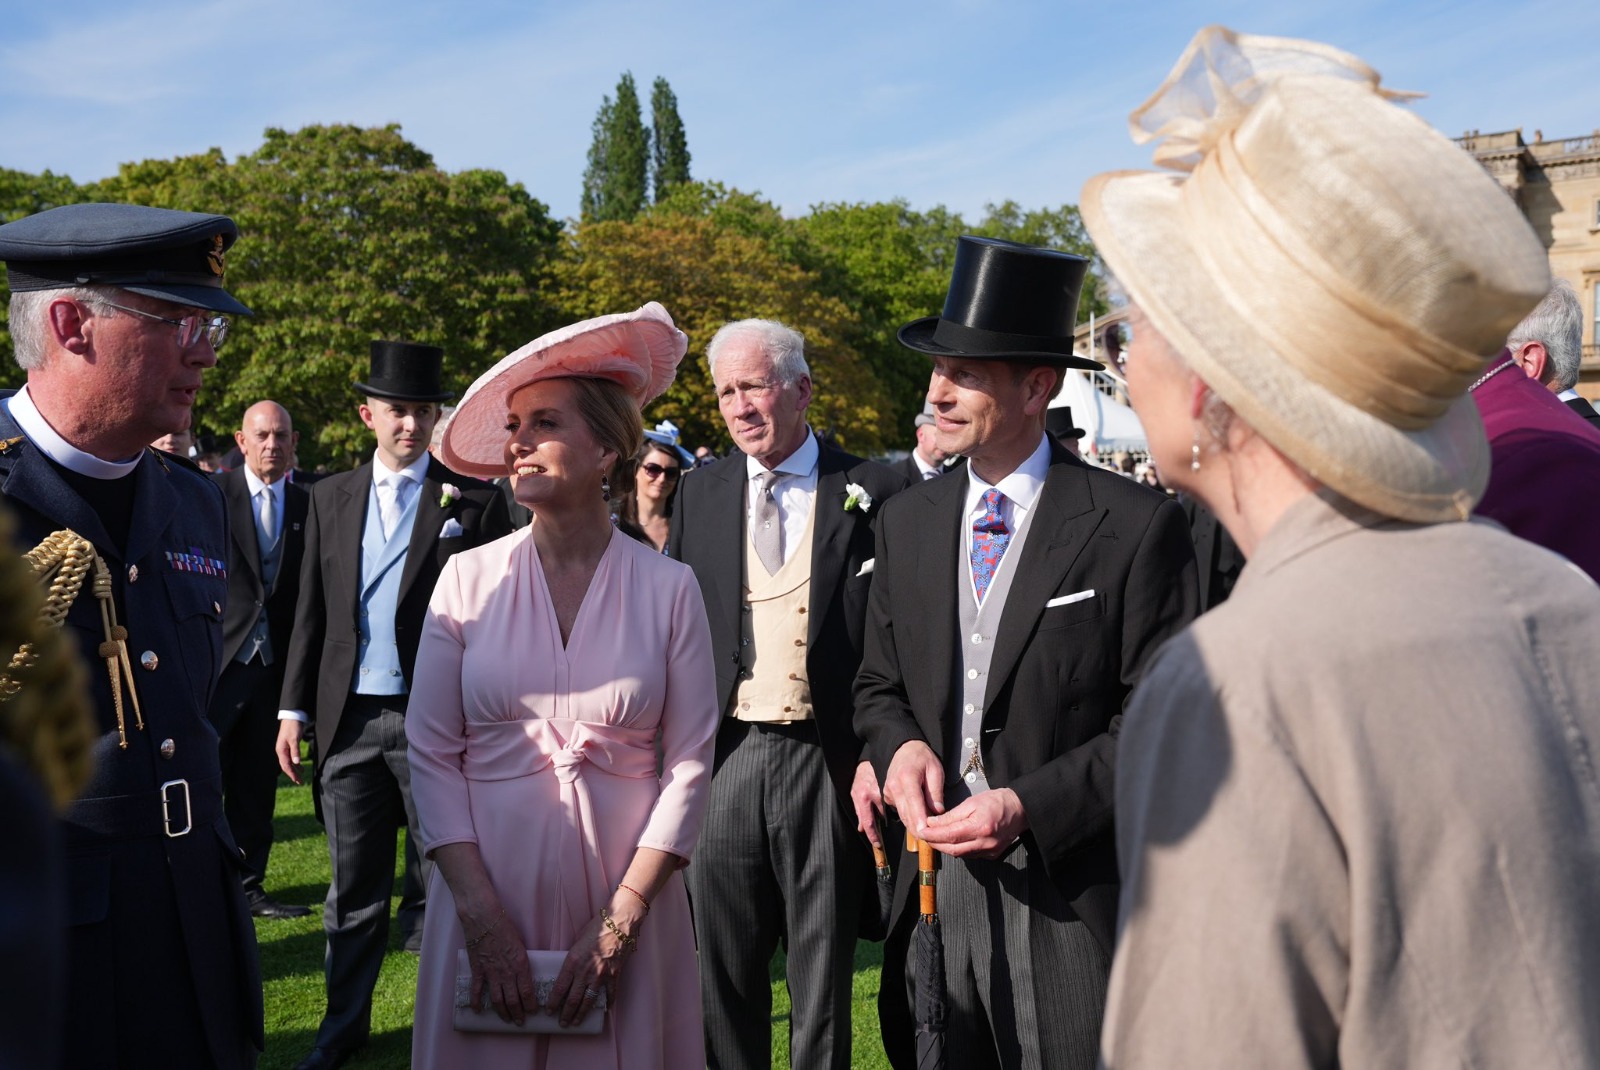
[405,303,719,1069]
[1085,27,1600,1067]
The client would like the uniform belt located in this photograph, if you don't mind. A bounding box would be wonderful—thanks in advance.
[64,774,222,843]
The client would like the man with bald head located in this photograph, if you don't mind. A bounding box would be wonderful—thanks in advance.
[210,400,313,916]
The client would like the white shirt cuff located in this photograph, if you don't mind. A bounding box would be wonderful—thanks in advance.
[277,709,308,722]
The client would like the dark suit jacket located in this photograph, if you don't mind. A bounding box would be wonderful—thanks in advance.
[667,436,909,804]
[1180,494,1243,612]
[279,456,511,761]
[854,440,1198,953]
[213,468,309,669]
[1565,395,1600,431]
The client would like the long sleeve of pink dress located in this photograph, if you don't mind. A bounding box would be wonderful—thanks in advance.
[406,525,718,1070]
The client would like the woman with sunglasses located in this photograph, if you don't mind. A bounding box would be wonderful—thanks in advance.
[614,435,686,552]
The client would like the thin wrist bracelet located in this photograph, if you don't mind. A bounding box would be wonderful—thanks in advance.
[465,907,506,949]
[601,906,637,954]
[617,882,650,914]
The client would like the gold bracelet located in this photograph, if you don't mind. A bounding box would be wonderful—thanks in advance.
[464,907,506,950]
[617,882,651,914]
[600,906,637,954]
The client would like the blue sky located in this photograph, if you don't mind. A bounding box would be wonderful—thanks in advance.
[4,0,1596,223]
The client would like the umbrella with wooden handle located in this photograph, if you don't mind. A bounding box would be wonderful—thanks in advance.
[906,830,946,1069]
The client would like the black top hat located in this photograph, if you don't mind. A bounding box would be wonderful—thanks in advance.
[0,202,251,315]
[356,340,454,402]
[1046,406,1087,440]
[898,236,1100,370]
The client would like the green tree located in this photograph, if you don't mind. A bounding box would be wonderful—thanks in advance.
[649,77,691,202]
[556,208,890,455]
[81,124,563,466]
[580,73,650,223]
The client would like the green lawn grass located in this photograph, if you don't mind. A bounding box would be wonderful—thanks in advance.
[256,772,892,1068]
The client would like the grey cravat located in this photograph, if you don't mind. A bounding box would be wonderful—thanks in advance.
[752,470,784,576]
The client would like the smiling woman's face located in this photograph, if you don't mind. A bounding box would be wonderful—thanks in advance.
[502,378,614,511]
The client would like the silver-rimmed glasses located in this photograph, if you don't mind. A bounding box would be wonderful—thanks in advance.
[100,300,230,350]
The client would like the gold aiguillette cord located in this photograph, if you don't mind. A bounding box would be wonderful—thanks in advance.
[90,553,144,747]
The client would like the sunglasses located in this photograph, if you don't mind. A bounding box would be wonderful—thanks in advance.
[640,462,681,482]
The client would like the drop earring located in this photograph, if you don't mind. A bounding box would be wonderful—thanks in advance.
[601,476,611,502]
[1190,430,1201,473]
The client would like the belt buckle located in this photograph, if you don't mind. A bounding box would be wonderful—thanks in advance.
[159,778,192,838]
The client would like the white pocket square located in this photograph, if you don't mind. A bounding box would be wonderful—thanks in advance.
[1046,590,1094,608]
[440,518,465,538]
[855,558,875,578]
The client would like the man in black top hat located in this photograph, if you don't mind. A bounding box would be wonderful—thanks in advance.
[854,236,1198,1069]
[1045,406,1088,456]
[276,343,511,1070]
[0,202,264,1069]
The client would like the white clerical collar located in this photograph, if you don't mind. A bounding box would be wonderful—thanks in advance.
[243,464,286,499]
[746,428,819,481]
[964,433,1052,514]
[5,384,142,479]
[373,451,429,486]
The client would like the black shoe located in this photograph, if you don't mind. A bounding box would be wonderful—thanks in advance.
[247,893,312,919]
[292,1047,354,1070]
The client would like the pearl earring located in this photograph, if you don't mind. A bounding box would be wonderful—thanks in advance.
[1190,431,1201,473]
[601,476,611,502]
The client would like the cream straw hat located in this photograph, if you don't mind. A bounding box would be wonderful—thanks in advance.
[440,302,687,478]
[1081,27,1550,521]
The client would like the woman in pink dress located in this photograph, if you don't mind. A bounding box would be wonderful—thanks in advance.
[406,303,718,1069]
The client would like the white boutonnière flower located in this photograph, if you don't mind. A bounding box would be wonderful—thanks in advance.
[439,483,462,508]
[843,483,874,514]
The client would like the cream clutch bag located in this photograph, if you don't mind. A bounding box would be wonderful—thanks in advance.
[452,950,608,1035]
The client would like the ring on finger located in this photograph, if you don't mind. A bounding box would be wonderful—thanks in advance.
[583,986,600,1001]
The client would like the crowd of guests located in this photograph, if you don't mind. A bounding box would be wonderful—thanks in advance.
[4,24,1600,1070]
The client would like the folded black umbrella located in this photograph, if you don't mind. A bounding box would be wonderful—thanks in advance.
[909,835,946,1069]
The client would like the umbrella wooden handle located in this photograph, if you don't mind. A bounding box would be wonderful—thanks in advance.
[917,839,936,918]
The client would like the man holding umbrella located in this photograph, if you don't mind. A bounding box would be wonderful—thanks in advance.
[855,236,1197,1068]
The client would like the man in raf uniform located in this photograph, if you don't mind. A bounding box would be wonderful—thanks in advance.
[276,343,511,1070]
[0,202,263,1069]
[211,400,312,918]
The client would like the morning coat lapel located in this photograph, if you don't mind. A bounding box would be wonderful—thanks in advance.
[807,440,852,645]
[333,464,370,615]
[224,468,264,589]
[982,448,1106,714]
[917,470,967,741]
[397,457,447,603]
[699,453,748,644]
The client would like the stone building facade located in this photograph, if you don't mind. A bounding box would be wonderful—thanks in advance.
[1458,128,1600,399]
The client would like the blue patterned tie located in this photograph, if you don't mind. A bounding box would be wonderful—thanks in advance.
[970,488,1011,603]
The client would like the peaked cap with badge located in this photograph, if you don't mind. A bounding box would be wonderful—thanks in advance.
[0,202,251,315]
[898,236,1100,370]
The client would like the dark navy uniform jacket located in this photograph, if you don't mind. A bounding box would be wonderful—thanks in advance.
[0,402,263,1070]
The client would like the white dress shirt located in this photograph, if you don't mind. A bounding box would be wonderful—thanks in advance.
[744,431,820,570]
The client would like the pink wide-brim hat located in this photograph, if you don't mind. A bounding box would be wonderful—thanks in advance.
[440,302,688,478]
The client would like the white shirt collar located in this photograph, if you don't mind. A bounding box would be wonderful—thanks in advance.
[5,384,142,478]
[912,451,942,479]
[964,433,1052,516]
[1558,387,1582,403]
[373,451,430,486]
[242,463,286,500]
[745,428,819,482]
